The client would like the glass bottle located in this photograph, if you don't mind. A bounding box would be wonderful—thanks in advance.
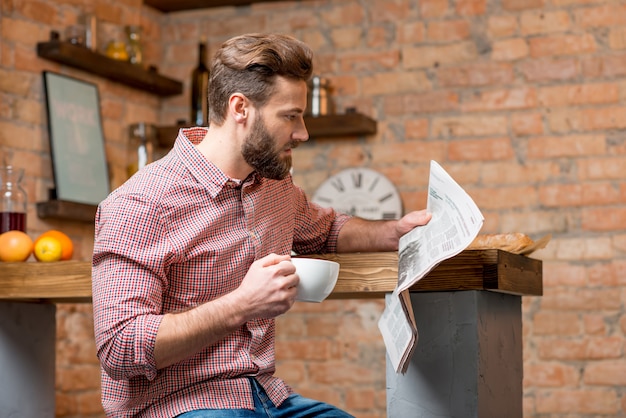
[0,165,27,233]
[127,123,156,179]
[125,25,143,65]
[190,39,210,126]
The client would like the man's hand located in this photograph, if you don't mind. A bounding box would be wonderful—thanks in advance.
[234,253,299,320]
[154,253,298,369]
[395,209,432,238]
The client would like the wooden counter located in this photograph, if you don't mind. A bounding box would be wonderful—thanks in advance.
[0,250,542,303]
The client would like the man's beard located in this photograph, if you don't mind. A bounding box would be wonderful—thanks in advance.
[241,113,296,180]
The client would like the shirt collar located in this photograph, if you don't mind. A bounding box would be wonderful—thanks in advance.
[173,127,261,196]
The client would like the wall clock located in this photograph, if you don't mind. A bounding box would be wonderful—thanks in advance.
[311,167,403,220]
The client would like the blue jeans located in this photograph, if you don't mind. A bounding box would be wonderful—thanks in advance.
[176,378,354,417]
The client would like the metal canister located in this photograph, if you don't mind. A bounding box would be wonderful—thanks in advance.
[307,76,334,117]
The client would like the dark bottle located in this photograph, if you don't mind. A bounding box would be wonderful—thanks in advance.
[190,40,210,126]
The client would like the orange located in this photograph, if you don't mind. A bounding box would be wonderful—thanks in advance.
[0,230,33,262]
[35,230,73,261]
[33,236,63,262]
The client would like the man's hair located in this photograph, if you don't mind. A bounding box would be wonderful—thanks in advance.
[208,33,314,126]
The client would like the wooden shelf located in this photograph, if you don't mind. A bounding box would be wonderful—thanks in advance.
[304,113,377,138]
[0,250,542,303]
[156,113,377,148]
[144,0,289,12]
[36,41,183,97]
[36,200,98,223]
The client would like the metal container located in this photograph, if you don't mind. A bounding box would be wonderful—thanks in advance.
[307,76,334,117]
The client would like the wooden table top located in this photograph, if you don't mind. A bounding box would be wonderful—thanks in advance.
[0,250,542,303]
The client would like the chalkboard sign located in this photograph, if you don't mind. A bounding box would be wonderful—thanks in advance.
[43,71,110,205]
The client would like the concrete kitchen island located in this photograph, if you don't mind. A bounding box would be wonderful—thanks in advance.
[0,250,541,417]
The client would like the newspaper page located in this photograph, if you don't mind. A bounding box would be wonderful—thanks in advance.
[378,288,417,374]
[397,160,484,293]
[378,160,484,373]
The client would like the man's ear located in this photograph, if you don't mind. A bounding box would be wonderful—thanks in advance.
[229,93,249,124]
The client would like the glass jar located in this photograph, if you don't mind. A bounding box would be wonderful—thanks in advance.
[127,123,156,179]
[125,25,143,65]
[0,166,27,233]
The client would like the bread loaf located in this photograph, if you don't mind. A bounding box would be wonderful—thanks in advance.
[467,232,534,254]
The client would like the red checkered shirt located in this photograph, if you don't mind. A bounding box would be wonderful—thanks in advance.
[92,128,349,417]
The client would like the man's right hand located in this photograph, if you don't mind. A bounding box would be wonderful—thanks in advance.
[234,253,299,320]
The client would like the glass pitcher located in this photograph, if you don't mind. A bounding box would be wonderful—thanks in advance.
[0,165,27,233]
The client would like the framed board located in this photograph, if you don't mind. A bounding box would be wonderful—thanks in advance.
[43,71,110,205]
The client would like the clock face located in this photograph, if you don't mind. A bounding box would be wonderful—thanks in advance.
[312,167,403,220]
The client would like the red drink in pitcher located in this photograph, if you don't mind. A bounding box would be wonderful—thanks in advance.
[0,211,26,233]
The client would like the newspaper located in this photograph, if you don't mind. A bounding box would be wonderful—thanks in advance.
[378,160,484,373]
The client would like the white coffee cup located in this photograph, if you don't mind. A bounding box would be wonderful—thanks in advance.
[291,257,340,303]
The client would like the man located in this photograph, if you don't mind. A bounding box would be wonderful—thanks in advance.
[92,33,431,417]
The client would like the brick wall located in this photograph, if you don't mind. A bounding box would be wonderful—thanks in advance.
[1,0,626,417]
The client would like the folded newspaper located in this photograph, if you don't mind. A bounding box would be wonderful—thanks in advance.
[378,160,484,373]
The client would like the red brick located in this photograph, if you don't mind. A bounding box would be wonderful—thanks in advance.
[520,10,571,35]
[404,119,429,139]
[338,50,400,72]
[537,83,619,107]
[532,311,580,335]
[345,387,378,410]
[436,62,514,87]
[17,0,56,24]
[56,365,102,392]
[419,0,448,18]
[582,207,626,231]
[574,4,626,28]
[369,0,411,22]
[528,135,606,159]
[519,57,579,82]
[529,34,597,57]
[385,91,459,115]
[582,54,626,78]
[471,185,538,210]
[551,237,614,261]
[319,2,365,26]
[499,210,569,235]
[511,112,544,136]
[463,87,537,112]
[541,287,621,311]
[585,361,626,385]
[403,42,478,69]
[396,21,425,44]
[589,260,626,286]
[577,156,626,180]
[608,27,626,50]
[585,336,624,359]
[488,15,518,38]
[491,38,529,61]
[536,389,619,414]
[502,0,545,11]
[524,362,580,387]
[583,313,607,335]
[275,360,306,381]
[309,361,380,385]
[448,137,514,161]
[426,20,471,42]
[456,0,486,16]
[362,71,431,96]
[77,390,105,416]
[432,115,507,137]
[480,161,555,185]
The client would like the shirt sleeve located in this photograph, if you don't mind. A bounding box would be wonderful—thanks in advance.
[92,191,173,381]
[290,184,351,254]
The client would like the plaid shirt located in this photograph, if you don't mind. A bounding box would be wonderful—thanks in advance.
[92,128,349,417]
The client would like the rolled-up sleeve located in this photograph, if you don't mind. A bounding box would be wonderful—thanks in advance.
[291,185,351,254]
[92,192,171,381]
